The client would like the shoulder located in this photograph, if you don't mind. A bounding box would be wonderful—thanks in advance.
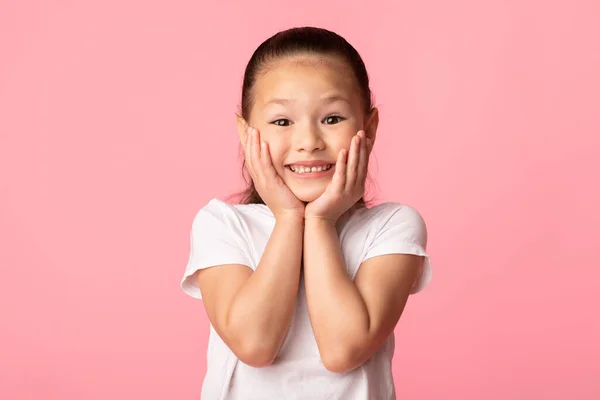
[190,199,275,246]
[192,198,272,225]
[363,202,424,219]
[182,199,261,299]
[355,202,432,293]
[193,198,230,218]
[189,198,231,232]
[343,202,428,252]
[353,202,426,232]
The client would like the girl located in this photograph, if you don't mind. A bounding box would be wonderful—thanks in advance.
[181,27,432,400]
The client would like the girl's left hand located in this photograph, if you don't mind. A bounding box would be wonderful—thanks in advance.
[305,130,372,223]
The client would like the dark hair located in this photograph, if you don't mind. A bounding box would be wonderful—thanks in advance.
[231,26,376,207]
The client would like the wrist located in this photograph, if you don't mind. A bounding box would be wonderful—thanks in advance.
[275,210,306,225]
[304,216,338,229]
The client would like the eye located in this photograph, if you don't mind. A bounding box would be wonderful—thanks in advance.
[272,119,291,127]
[323,115,345,125]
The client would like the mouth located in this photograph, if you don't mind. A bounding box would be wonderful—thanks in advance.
[286,164,334,178]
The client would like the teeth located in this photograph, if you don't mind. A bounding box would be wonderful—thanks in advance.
[290,165,332,173]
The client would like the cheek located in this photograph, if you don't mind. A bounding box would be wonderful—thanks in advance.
[329,133,355,153]
[263,138,287,166]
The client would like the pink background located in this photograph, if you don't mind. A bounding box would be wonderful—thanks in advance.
[1,0,599,399]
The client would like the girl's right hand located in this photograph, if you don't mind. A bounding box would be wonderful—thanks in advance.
[242,123,305,220]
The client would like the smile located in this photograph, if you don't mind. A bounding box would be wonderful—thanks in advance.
[287,164,333,174]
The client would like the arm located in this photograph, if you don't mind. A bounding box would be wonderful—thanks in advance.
[303,217,423,373]
[197,213,304,367]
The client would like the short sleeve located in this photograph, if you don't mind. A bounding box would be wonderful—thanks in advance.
[363,204,432,294]
[180,201,253,299]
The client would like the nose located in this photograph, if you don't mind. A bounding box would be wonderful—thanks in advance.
[293,122,325,152]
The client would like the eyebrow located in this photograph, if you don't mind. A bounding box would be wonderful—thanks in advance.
[265,95,351,107]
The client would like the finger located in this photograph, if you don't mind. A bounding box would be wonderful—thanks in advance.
[251,127,261,162]
[356,131,368,186]
[236,114,248,152]
[260,140,278,181]
[245,127,255,178]
[345,134,360,191]
[331,148,347,190]
[250,128,264,183]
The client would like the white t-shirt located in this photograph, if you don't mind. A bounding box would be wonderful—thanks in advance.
[181,198,432,400]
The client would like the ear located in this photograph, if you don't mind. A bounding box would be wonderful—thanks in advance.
[364,107,379,151]
[235,113,249,151]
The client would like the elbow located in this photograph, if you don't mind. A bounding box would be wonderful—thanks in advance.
[224,321,281,368]
[320,345,363,374]
[234,340,278,368]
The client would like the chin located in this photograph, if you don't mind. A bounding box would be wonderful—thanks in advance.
[292,187,325,203]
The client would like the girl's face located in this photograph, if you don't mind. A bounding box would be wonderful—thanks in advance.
[245,54,378,203]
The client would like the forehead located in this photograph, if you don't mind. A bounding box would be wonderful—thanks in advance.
[253,54,360,103]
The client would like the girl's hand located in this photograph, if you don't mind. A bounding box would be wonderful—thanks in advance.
[305,130,372,223]
[242,123,305,220]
